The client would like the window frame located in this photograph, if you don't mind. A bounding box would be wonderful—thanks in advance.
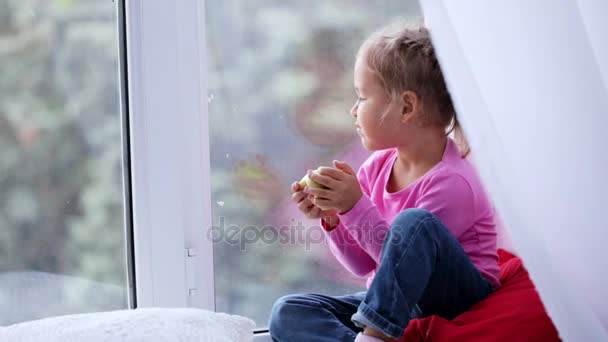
[123,1,272,338]
[123,0,215,310]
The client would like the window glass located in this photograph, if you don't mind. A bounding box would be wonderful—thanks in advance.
[205,0,422,325]
[0,0,129,324]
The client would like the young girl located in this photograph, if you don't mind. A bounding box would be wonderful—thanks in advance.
[269,25,500,342]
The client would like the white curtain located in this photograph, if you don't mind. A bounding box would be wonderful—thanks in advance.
[420,1,608,341]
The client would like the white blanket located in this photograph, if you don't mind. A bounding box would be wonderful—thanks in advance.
[1,308,256,342]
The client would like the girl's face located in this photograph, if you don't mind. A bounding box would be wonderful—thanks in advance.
[350,57,405,150]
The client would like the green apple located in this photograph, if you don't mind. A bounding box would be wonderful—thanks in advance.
[299,169,328,190]
[299,169,332,210]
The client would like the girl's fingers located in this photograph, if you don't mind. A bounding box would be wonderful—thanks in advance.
[304,186,333,199]
[297,198,314,212]
[316,167,345,181]
[333,160,356,176]
[292,191,307,203]
[291,181,301,192]
[308,171,338,189]
[312,196,332,208]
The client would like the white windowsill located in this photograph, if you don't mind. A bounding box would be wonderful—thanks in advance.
[253,332,272,342]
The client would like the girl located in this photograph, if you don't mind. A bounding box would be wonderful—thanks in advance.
[269,25,499,342]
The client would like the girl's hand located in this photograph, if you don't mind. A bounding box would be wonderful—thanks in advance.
[304,160,363,213]
[291,180,338,219]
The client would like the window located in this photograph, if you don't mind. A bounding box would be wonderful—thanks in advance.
[0,0,131,324]
[0,0,422,334]
[205,0,422,326]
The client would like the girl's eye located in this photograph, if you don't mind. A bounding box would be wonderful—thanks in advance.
[357,97,366,102]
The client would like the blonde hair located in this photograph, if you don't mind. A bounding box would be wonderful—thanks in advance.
[358,24,470,158]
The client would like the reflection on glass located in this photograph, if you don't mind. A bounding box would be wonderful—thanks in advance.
[0,0,128,324]
[205,0,421,325]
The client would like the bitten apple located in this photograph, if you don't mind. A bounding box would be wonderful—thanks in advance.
[299,168,332,210]
[299,168,328,190]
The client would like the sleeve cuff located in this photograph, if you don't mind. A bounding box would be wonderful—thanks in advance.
[321,216,338,232]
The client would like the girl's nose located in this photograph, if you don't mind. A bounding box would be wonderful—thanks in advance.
[350,103,358,118]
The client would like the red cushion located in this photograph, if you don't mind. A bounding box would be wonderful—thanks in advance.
[399,249,561,341]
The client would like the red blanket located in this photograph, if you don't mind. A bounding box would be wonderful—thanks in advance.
[399,249,561,341]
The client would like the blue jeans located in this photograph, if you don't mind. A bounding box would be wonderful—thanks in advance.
[268,209,494,341]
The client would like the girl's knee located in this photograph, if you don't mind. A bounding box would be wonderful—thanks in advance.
[269,294,303,335]
[394,208,434,225]
[269,295,290,327]
[387,209,451,249]
[390,209,434,234]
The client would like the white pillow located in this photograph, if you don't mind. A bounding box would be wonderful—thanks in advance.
[1,308,256,342]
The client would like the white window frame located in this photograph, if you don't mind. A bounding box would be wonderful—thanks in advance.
[124,0,271,339]
[124,0,214,310]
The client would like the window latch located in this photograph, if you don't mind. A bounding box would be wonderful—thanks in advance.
[185,248,198,297]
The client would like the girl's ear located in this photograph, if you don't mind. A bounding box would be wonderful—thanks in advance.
[400,90,420,123]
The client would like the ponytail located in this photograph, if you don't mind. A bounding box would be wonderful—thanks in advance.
[448,117,470,158]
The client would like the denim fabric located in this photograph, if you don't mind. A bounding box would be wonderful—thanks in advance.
[269,209,493,341]
[269,292,366,342]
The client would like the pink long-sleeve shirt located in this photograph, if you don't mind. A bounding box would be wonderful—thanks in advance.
[324,138,500,289]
